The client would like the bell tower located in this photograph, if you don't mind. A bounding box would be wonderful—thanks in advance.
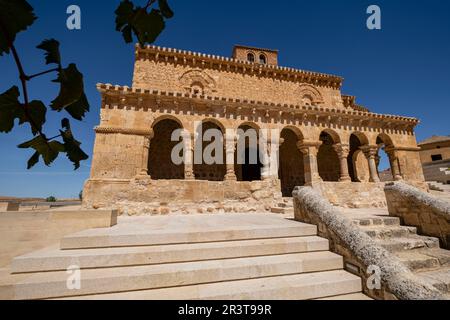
[232,45,278,66]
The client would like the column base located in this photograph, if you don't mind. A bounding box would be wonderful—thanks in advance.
[185,172,195,180]
[225,173,237,181]
[339,176,352,182]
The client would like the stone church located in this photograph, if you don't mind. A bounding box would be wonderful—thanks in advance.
[83,45,425,215]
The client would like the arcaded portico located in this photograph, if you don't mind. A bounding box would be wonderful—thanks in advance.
[83,45,425,214]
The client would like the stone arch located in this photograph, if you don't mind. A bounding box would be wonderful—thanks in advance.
[179,69,217,95]
[348,132,370,182]
[195,117,226,134]
[283,125,304,141]
[321,128,341,144]
[298,84,324,106]
[377,133,394,147]
[247,51,255,63]
[151,115,184,129]
[148,118,185,180]
[193,120,226,181]
[376,133,396,181]
[259,53,267,64]
[317,130,340,181]
[279,127,305,197]
[235,123,262,181]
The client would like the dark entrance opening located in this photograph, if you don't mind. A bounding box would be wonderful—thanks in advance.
[241,147,262,181]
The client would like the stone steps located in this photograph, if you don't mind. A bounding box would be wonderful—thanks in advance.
[315,292,373,300]
[362,225,417,239]
[3,213,368,300]
[54,270,362,300]
[60,223,317,249]
[351,216,400,227]
[270,206,294,214]
[415,267,450,293]
[428,181,450,192]
[351,210,450,295]
[7,252,343,300]
[11,236,329,273]
[377,236,440,252]
[270,198,294,215]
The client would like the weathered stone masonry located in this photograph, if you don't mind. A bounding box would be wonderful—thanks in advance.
[83,45,426,214]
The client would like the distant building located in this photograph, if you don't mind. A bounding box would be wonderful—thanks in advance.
[418,136,450,184]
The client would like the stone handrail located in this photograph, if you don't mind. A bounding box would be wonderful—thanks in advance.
[292,186,444,300]
[385,181,450,249]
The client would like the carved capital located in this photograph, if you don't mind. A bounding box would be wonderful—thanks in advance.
[297,140,322,156]
[360,145,379,159]
[333,143,350,159]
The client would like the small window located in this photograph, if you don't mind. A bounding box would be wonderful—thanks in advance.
[431,154,443,161]
[247,53,255,63]
[259,54,267,64]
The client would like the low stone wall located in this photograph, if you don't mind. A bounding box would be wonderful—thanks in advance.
[0,210,117,267]
[293,186,443,300]
[0,202,20,212]
[312,181,387,208]
[83,178,282,215]
[385,182,450,249]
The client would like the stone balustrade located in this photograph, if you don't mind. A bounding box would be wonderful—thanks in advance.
[385,182,450,249]
[292,186,443,300]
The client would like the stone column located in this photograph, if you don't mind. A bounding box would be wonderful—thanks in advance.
[361,145,380,183]
[224,133,237,181]
[297,140,323,185]
[183,132,195,180]
[385,146,403,181]
[333,143,351,182]
[261,137,283,180]
[137,129,154,178]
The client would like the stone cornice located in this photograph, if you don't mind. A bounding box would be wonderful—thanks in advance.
[97,83,420,128]
[135,45,343,89]
[95,126,154,137]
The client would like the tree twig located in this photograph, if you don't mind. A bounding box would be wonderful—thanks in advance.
[26,67,60,80]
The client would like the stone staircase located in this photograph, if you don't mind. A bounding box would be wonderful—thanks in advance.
[428,181,450,193]
[349,213,450,297]
[0,214,370,300]
[271,197,294,215]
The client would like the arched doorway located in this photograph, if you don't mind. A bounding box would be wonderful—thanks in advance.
[348,133,370,182]
[317,130,340,181]
[235,124,262,181]
[279,128,305,197]
[193,121,226,181]
[148,119,184,179]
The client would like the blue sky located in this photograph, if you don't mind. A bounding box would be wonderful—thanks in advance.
[0,0,449,198]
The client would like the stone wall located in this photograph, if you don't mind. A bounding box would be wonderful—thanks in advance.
[132,48,344,110]
[292,186,444,300]
[83,178,282,216]
[422,160,450,184]
[384,182,450,249]
[313,181,387,208]
[0,210,117,267]
[0,202,19,212]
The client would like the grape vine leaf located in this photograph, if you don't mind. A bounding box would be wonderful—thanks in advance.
[36,39,61,65]
[18,135,65,168]
[60,118,89,170]
[51,63,89,120]
[115,0,173,46]
[0,86,23,133]
[0,0,36,56]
